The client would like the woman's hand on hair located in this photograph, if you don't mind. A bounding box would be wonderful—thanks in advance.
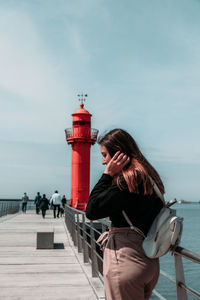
[104,151,130,177]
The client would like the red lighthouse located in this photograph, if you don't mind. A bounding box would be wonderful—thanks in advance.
[65,95,98,211]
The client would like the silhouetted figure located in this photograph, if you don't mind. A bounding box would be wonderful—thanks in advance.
[60,195,67,217]
[34,192,41,214]
[21,192,29,213]
[50,190,62,218]
[62,195,67,207]
[39,194,49,218]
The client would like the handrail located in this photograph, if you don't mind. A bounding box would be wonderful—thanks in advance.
[64,205,200,300]
[0,200,37,216]
[0,200,20,217]
[174,246,200,263]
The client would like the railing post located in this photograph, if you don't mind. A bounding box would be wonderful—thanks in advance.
[72,211,76,245]
[74,212,79,247]
[174,253,188,300]
[82,214,89,263]
[68,207,73,237]
[64,207,68,230]
[77,213,82,253]
[90,221,98,277]
[70,209,76,246]
[3,203,6,216]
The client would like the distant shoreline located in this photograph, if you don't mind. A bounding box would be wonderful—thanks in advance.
[177,200,200,204]
[0,199,199,204]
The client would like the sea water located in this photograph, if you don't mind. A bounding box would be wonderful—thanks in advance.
[151,203,200,300]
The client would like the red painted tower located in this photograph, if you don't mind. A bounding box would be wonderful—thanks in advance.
[65,95,98,211]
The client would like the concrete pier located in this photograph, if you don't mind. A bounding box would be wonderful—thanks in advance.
[0,211,105,300]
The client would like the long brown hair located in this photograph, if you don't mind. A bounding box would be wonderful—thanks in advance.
[98,128,165,195]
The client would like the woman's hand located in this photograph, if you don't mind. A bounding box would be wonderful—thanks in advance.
[104,151,130,177]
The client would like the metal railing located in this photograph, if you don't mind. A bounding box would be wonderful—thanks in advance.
[0,199,37,217]
[0,200,20,217]
[65,127,99,141]
[65,204,200,300]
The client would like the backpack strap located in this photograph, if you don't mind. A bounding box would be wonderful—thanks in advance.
[122,177,165,234]
[149,176,165,205]
[121,211,146,238]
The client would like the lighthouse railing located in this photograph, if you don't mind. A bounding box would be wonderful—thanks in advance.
[91,128,99,141]
[65,128,72,139]
[64,204,200,300]
[65,128,98,141]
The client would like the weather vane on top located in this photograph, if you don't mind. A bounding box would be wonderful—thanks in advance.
[77,93,88,104]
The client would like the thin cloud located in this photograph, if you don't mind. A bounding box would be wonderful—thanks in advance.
[0,9,70,104]
[0,8,75,143]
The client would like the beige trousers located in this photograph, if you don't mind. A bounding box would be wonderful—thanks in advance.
[102,228,159,300]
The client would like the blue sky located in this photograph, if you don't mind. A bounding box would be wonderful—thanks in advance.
[0,0,199,201]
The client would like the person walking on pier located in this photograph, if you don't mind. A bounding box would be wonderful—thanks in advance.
[86,128,164,300]
[39,194,49,218]
[50,190,62,218]
[21,192,29,213]
[62,195,67,207]
[34,192,41,214]
[60,195,67,217]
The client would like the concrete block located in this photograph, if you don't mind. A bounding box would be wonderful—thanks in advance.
[37,227,54,249]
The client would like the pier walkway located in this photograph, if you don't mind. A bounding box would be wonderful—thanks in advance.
[0,211,105,300]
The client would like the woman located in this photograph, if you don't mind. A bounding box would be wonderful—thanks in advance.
[39,194,49,218]
[86,129,164,300]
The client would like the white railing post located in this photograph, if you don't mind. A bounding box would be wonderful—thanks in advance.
[174,253,188,300]
[90,221,98,277]
[77,213,82,253]
[82,214,89,263]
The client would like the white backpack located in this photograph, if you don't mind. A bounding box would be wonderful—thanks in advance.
[122,182,183,258]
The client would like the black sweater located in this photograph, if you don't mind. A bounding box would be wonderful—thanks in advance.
[86,173,163,235]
